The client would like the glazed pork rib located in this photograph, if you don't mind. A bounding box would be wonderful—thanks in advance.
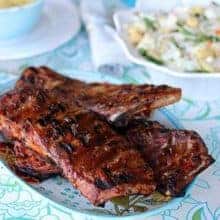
[0,116,214,198]
[16,66,181,126]
[0,141,60,181]
[0,87,156,205]
[0,114,214,197]
[125,120,214,196]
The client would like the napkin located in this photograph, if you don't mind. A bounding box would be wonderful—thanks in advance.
[80,0,131,72]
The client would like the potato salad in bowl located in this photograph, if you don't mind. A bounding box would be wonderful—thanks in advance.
[127,2,220,73]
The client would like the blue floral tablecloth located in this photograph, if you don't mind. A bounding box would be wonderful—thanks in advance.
[0,7,220,220]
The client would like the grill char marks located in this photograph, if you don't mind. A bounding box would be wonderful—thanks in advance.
[16,66,181,127]
[0,142,60,181]
[125,120,214,196]
[0,87,156,205]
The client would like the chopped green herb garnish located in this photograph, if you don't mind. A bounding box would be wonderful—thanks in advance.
[177,24,195,37]
[207,35,220,42]
[143,17,157,31]
[176,20,184,27]
[186,69,211,73]
[139,48,164,65]
[177,23,220,42]
[171,38,184,50]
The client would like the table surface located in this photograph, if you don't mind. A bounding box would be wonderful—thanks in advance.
[0,13,220,220]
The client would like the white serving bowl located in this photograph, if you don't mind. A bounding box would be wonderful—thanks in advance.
[113,0,220,101]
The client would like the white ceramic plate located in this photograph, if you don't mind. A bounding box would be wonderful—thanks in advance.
[0,71,196,219]
[112,0,220,101]
[0,0,81,60]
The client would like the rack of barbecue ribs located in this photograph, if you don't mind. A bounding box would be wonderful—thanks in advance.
[0,86,156,205]
[0,66,214,205]
[15,66,182,126]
